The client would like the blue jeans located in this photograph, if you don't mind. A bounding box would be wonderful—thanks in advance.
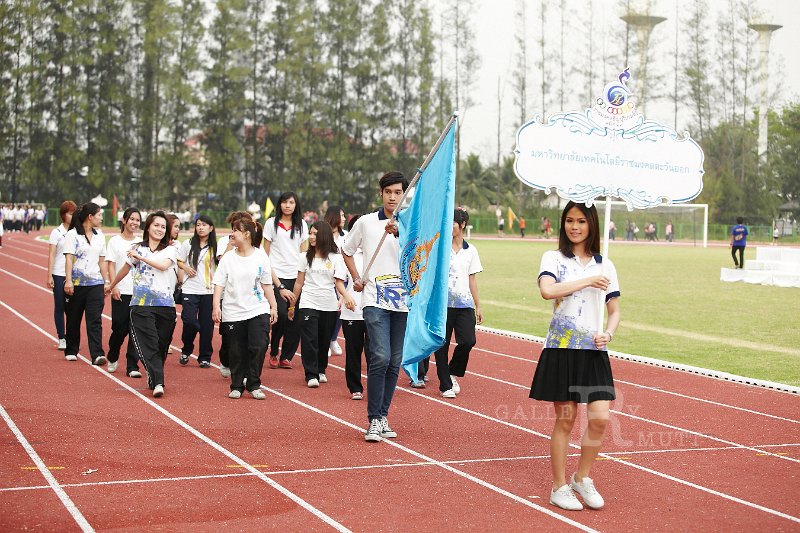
[362,306,407,421]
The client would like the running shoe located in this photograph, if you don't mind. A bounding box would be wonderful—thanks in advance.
[220,366,231,378]
[229,390,242,399]
[379,417,397,438]
[269,356,279,369]
[57,338,66,351]
[451,375,460,394]
[570,474,604,509]
[329,341,342,355]
[199,361,211,368]
[318,373,327,383]
[249,389,266,400]
[409,380,426,389]
[364,419,383,442]
[179,354,189,365]
[351,392,363,400]
[128,370,142,378]
[441,389,456,399]
[153,385,164,398]
[550,484,583,511]
[65,354,78,362]
[307,378,320,388]
[279,359,292,369]
[93,355,107,366]
[107,361,117,373]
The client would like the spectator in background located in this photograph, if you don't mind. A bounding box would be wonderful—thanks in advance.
[665,222,674,242]
[730,216,749,269]
[519,216,526,238]
[608,220,616,241]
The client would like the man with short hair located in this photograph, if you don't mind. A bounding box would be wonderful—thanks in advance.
[342,171,409,442]
[730,216,749,269]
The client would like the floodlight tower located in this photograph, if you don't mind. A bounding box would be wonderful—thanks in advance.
[748,23,782,162]
[620,13,666,116]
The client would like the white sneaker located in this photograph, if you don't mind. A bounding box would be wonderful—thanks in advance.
[107,361,117,373]
[153,385,164,398]
[65,354,77,361]
[307,378,320,388]
[550,484,583,511]
[451,375,460,394]
[570,474,604,509]
[93,356,107,366]
[229,390,242,399]
[364,419,383,442]
[249,388,266,400]
[351,392,363,400]
[128,370,142,378]
[220,366,231,378]
[379,417,397,438]
[441,388,457,399]
[329,341,342,355]
[57,338,66,351]
[318,373,327,383]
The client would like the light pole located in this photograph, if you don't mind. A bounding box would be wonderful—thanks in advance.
[747,23,782,162]
[620,13,666,116]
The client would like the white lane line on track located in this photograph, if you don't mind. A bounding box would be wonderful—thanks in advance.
[0,299,352,533]
[326,362,800,524]
[0,403,95,532]
[2,262,799,525]
[4,443,799,495]
[5,247,797,421]
[423,359,800,463]
[0,295,596,532]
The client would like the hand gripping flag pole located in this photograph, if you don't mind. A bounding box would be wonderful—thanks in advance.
[359,111,460,285]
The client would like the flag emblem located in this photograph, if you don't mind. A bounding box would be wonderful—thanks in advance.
[401,232,440,298]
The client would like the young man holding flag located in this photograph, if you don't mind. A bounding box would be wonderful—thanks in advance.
[342,171,409,442]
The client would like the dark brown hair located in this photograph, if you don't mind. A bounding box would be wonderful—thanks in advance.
[558,201,600,257]
[324,205,345,235]
[306,221,338,267]
[140,211,170,252]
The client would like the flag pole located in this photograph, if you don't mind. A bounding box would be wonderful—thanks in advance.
[360,111,459,283]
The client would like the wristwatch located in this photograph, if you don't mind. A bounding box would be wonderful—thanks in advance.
[279,283,285,290]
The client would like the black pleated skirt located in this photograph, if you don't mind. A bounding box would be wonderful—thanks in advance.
[530,348,616,403]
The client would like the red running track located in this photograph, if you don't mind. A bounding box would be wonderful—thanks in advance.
[0,231,798,532]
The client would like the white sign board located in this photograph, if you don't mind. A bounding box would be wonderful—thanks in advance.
[514,69,705,209]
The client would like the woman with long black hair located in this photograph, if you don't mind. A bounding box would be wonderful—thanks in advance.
[62,202,108,365]
[263,192,308,369]
[103,207,143,376]
[107,211,178,398]
[289,221,354,388]
[177,214,218,368]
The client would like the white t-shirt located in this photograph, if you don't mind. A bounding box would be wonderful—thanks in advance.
[334,229,348,252]
[212,248,273,322]
[179,240,216,295]
[216,235,232,258]
[297,253,347,312]
[340,249,363,321]
[104,234,138,295]
[62,228,106,286]
[128,244,179,307]
[447,241,483,308]
[48,225,70,276]
[341,209,408,312]
[538,250,620,350]
[263,217,308,279]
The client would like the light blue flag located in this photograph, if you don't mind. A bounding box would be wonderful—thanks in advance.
[397,121,457,382]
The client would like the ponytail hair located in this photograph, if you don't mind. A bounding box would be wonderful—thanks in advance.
[69,202,101,235]
[233,218,263,247]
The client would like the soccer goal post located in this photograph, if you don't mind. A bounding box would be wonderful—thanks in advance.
[605,201,708,248]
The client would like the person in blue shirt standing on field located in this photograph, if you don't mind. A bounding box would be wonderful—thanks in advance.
[730,217,749,269]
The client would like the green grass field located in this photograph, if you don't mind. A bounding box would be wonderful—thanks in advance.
[473,238,800,387]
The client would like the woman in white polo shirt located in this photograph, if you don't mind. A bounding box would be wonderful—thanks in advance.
[107,211,178,398]
[103,207,142,376]
[263,192,308,369]
[288,221,354,388]
[212,217,277,400]
[46,200,76,351]
[419,208,483,398]
[62,202,107,365]
[530,201,621,512]
[340,215,369,400]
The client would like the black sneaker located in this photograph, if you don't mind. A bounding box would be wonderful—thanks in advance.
[199,361,211,368]
[179,354,189,365]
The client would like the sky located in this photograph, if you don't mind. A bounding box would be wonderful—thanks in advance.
[454,0,799,163]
